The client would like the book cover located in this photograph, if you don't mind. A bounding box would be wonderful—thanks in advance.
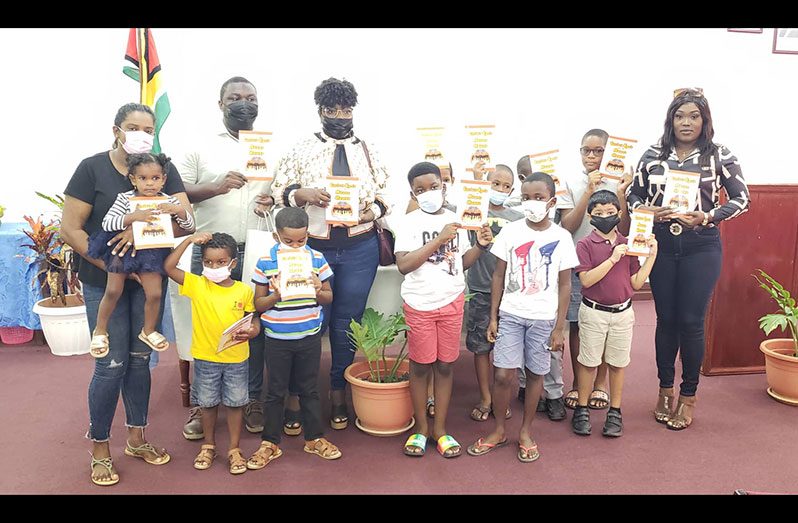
[239,130,274,181]
[217,312,254,353]
[528,149,566,196]
[325,176,360,226]
[417,126,449,169]
[465,124,495,178]
[455,179,491,230]
[599,135,638,181]
[626,209,655,257]
[662,169,700,214]
[130,196,175,249]
[277,248,316,301]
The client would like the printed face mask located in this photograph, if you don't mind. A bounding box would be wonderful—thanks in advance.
[522,199,552,223]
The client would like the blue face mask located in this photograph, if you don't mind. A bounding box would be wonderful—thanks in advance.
[488,189,510,206]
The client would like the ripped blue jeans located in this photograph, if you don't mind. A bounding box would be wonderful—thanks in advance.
[83,279,166,441]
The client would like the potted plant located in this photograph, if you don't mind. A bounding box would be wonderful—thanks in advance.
[754,269,798,406]
[22,193,90,356]
[344,308,414,436]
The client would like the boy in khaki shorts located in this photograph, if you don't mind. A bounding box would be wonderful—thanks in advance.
[571,190,657,437]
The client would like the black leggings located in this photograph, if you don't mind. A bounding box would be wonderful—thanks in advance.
[648,225,722,397]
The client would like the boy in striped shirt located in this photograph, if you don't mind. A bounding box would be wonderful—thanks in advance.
[246,208,342,470]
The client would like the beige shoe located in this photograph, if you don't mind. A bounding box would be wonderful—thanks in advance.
[666,395,696,431]
[653,387,676,424]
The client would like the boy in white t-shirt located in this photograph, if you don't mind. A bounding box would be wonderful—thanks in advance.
[467,172,578,463]
[394,162,493,459]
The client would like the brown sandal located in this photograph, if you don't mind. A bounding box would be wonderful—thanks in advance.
[304,437,342,460]
[228,448,247,475]
[666,395,696,431]
[653,387,676,424]
[193,444,216,470]
[246,441,282,470]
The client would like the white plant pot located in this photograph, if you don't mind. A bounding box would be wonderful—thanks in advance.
[32,295,90,356]
[365,265,405,318]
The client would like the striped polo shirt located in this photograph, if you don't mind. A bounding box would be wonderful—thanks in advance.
[251,244,333,340]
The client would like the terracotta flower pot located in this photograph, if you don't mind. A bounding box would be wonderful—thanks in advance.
[344,358,414,437]
[759,338,798,406]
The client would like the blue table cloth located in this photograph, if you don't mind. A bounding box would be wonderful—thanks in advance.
[0,221,43,329]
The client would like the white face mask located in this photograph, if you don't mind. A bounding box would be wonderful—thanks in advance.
[202,262,232,283]
[522,199,552,223]
[415,189,444,214]
[119,129,154,155]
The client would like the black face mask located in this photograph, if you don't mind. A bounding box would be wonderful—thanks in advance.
[590,215,620,234]
[322,117,353,139]
[225,100,258,130]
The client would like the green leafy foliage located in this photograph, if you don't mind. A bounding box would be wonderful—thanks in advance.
[754,269,798,357]
[347,308,411,383]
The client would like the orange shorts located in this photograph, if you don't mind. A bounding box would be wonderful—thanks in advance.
[403,293,465,364]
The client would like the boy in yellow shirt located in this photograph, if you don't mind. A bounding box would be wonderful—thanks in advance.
[165,232,260,475]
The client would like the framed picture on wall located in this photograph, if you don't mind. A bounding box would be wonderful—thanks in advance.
[773,28,798,54]
[728,28,763,33]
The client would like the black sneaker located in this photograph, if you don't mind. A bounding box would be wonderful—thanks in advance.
[517,387,526,404]
[244,399,264,433]
[546,397,567,421]
[536,397,547,413]
[572,406,591,435]
[602,409,623,437]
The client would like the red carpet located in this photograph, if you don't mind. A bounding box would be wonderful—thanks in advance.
[1,301,796,494]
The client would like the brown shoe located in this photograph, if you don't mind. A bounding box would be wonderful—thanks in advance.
[182,406,204,440]
[666,395,696,431]
[653,387,676,424]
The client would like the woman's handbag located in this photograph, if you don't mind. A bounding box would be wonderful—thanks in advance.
[360,141,395,266]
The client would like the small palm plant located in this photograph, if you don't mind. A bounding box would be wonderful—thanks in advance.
[754,269,798,357]
[347,308,410,383]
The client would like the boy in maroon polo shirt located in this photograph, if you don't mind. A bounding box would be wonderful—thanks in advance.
[571,190,657,437]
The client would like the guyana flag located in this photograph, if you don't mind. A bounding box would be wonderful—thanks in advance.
[123,28,170,154]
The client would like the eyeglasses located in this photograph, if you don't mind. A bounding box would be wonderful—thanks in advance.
[579,147,605,157]
[673,87,704,98]
[321,106,354,119]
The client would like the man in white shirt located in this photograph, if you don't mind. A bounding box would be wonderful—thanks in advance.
[178,76,277,439]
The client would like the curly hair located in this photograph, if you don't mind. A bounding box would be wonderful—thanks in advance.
[201,232,238,260]
[126,152,172,176]
[314,77,358,108]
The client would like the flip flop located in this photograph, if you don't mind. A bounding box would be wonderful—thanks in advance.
[517,442,540,463]
[564,389,579,409]
[436,434,462,459]
[470,404,491,422]
[589,389,610,410]
[467,437,508,457]
[426,397,435,418]
[403,433,428,457]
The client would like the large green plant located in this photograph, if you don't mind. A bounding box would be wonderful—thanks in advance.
[347,308,410,383]
[754,269,798,357]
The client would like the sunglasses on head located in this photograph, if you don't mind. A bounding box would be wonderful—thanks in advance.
[673,87,704,98]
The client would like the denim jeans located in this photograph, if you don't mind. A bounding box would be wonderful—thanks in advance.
[311,234,379,390]
[189,243,268,403]
[84,278,167,441]
[649,226,722,397]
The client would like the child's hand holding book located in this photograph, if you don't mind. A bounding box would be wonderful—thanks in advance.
[310,273,323,295]
[476,223,493,247]
[269,274,281,300]
[438,223,461,245]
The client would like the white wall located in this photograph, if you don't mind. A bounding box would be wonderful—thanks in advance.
[2,28,795,222]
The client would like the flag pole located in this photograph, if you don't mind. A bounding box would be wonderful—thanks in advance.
[137,28,147,105]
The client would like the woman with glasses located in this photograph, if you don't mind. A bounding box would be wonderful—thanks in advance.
[60,103,192,486]
[270,78,391,430]
[627,89,750,431]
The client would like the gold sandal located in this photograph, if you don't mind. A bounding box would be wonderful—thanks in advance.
[90,454,119,486]
[124,440,171,465]
[138,329,169,352]
[653,387,676,424]
[666,395,696,431]
[246,441,282,470]
[89,332,110,358]
[228,448,247,475]
[193,444,216,470]
[304,437,342,460]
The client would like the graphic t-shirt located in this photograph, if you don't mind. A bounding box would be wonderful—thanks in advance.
[393,208,470,311]
[490,219,579,320]
[467,206,524,293]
